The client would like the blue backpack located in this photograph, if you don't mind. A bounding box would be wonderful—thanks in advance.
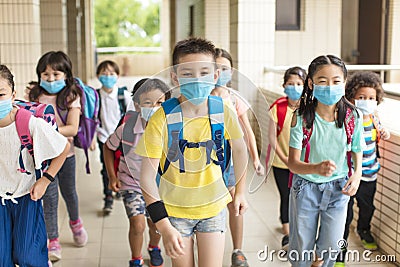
[58,77,99,174]
[158,96,232,185]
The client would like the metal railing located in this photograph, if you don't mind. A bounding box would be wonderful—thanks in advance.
[96,46,162,54]
[264,64,400,98]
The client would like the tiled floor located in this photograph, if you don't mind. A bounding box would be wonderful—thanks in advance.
[51,149,398,267]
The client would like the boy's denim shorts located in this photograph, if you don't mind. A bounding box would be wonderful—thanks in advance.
[120,190,148,218]
[169,208,227,237]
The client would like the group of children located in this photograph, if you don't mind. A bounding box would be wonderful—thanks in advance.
[0,36,391,267]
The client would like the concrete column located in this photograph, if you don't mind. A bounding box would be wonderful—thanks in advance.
[161,0,172,68]
[230,0,275,102]
[387,0,400,82]
[66,0,81,80]
[204,0,230,50]
[0,0,42,97]
[40,0,67,53]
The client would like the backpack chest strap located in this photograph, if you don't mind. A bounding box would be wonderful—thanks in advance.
[161,96,226,175]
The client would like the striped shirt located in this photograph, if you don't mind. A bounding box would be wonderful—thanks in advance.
[361,118,380,182]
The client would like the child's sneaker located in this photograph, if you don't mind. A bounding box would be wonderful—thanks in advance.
[69,218,88,247]
[129,258,144,267]
[103,195,113,215]
[48,238,62,261]
[281,235,289,251]
[334,247,347,266]
[148,246,164,267]
[357,229,378,250]
[334,262,345,267]
[231,249,249,267]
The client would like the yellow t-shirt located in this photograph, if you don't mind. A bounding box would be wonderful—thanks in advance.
[135,100,243,219]
[270,104,295,169]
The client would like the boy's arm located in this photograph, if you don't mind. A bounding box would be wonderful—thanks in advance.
[30,142,70,201]
[140,157,185,258]
[380,126,390,140]
[231,137,249,216]
[103,143,120,192]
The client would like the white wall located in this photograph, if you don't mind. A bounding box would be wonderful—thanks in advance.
[175,0,205,41]
[387,0,400,82]
[274,0,342,66]
[265,0,342,94]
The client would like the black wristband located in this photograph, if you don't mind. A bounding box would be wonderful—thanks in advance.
[42,172,55,182]
[146,201,168,223]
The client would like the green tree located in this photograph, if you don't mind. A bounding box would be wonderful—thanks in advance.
[94,0,160,48]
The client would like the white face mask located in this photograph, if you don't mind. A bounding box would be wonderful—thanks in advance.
[140,106,160,121]
[355,100,377,115]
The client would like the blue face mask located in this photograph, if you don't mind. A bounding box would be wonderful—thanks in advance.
[99,75,117,89]
[355,100,377,115]
[141,106,160,121]
[216,70,232,87]
[40,79,66,94]
[284,85,303,100]
[0,97,13,120]
[313,84,345,105]
[178,73,215,105]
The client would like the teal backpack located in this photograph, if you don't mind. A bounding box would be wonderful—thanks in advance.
[157,95,232,185]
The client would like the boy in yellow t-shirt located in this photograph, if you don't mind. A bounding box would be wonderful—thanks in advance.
[135,37,249,267]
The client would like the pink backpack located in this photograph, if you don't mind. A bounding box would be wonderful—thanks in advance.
[15,100,57,178]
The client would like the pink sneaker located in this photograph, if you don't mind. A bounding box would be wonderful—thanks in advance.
[69,218,88,247]
[48,260,53,267]
[48,238,62,261]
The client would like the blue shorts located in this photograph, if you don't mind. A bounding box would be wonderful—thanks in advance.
[120,190,148,218]
[227,167,236,188]
[169,208,227,237]
[0,194,48,267]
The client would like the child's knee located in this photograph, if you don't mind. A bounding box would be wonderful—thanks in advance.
[129,216,146,233]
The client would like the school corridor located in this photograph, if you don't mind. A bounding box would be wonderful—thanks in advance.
[49,147,397,267]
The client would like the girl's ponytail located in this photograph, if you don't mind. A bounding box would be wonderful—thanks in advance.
[298,74,317,129]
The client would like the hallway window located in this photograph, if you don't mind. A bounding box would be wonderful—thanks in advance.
[276,0,301,30]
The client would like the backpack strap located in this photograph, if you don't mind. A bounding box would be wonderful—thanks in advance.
[370,112,381,144]
[15,108,42,178]
[161,97,184,174]
[208,96,229,183]
[118,87,128,116]
[302,119,313,164]
[345,108,356,177]
[270,96,289,137]
[96,89,102,127]
[159,96,227,180]
[121,110,140,156]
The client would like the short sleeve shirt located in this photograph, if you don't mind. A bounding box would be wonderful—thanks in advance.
[105,115,144,192]
[0,116,67,198]
[289,110,365,183]
[270,104,295,169]
[38,93,81,157]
